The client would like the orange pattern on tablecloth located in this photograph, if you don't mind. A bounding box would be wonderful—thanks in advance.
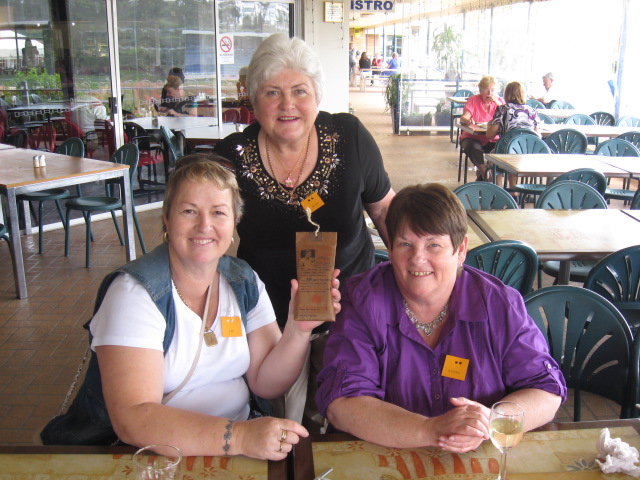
[395,455,411,478]
[470,457,483,473]
[432,457,446,475]
[411,451,427,477]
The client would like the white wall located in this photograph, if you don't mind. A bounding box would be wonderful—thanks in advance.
[300,0,350,114]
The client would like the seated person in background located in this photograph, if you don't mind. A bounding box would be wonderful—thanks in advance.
[371,54,383,84]
[459,75,503,181]
[316,183,566,453]
[41,156,341,460]
[159,75,196,117]
[487,81,541,189]
[75,94,109,134]
[383,52,400,76]
[358,52,372,87]
[236,66,256,124]
[530,72,556,106]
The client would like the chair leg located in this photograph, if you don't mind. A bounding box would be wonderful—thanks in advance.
[457,148,463,182]
[64,209,71,257]
[110,210,124,245]
[37,201,44,254]
[85,213,92,268]
[132,208,147,255]
[54,200,67,231]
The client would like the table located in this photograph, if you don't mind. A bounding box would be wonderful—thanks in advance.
[467,208,640,284]
[537,108,582,119]
[182,123,246,150]
[0,148,135,299]
[540,123,637,138]
[133,115,218,132]
[588,156,640,179]
[0,143,16,150]
[293,419,640,480]
[485,153,631,184]
[7,101,94,123]
[447,96,470,104]
[0,445,286,479]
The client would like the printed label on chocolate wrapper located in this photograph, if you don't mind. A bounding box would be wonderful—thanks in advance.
[294,231,337,322]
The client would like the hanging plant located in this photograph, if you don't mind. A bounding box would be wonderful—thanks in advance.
[432,24,462,79]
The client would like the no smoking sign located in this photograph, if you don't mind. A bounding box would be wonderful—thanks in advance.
[218,35,234,64]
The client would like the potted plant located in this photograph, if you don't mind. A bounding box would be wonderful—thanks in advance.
[432,24,462,80]
[383,73,410,134]
[434,97,451,126]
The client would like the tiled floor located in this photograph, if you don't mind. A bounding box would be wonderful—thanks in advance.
[0,86,627,445]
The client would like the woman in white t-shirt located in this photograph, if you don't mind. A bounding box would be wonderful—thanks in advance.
[91,155,341,460]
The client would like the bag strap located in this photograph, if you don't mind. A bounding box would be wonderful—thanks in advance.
[162,275,214,404]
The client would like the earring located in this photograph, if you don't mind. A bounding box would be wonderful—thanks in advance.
[163,232,169,243]
[231,237,235,245]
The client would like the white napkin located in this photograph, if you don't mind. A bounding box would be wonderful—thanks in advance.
[595,428,640,477]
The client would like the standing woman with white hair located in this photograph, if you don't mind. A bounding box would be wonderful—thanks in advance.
[215,33,395,430]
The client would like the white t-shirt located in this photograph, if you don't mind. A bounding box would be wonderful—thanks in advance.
[90,272,275,421]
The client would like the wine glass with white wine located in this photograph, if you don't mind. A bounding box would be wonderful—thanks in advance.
[489,401,524,480]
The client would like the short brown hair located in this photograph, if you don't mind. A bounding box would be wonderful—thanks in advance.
[503,81,526,105]
[386,183,467,252]
[162,154,243,234]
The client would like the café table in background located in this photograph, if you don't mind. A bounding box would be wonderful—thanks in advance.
[536,108,582,120]
[182,123,246,152]
[467,208,640,284]
[0,148,135,299]
[0,444,286,480]
[293,418,640,480]
[540,123,638,138]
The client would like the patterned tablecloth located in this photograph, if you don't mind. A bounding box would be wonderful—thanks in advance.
[0,452,268,480]
[310,427,640,480]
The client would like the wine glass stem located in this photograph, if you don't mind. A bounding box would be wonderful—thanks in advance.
[498,450,508,480]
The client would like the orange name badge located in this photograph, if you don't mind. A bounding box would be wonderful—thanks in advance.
[441,354,470,381]
[221,316,242,337]
[300,192,325,213]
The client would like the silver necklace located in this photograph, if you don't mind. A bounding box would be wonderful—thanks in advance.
[403,299,449,336]
[174,279,218,347]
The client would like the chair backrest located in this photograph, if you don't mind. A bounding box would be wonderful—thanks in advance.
[4,129,27,148]
[494,128,536,154]
[632,189,640,210]
[111,143,139,182]
[583,245,640,335]
[543,128,588,154]
[238,105,252,124]
[590,111,615,126]
[594,138,640,157]
[160,125,183,166]
[526,99,546,109]
[123,122,152,151]
[548,100,574,109]
[616,116,640,127]
[537,113,555,125]
[55,137,85,158]
[28,124,56,152]
[465,240,538,295]
[564,114,595,126]
[615,131,640,150]
[452,89,473,108]
[548,168,607,195]
[506,133,552,154]
[222,109,241,123]
[30,93,43,104]
[453,182,518,210]
[535,180,608,209]
[524,285,634,420]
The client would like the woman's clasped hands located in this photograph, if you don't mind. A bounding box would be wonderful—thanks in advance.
[231,416,310,461]
[428,397,491,453]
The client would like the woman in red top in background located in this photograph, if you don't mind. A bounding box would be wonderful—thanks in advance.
[459,76,504,181]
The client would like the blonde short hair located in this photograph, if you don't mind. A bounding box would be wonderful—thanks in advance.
[478,75,497,90]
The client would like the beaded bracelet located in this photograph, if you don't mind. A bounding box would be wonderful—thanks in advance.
[223,420,234,455]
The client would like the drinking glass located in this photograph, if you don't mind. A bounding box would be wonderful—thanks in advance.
[489,401,524,480]
[132,444,182,480]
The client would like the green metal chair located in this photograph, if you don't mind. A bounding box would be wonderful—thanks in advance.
[583,245,640,336]
[616,116,640,127]
[594,138,640,157]
[543,128,588,154]
[526,99,545,109]
[535,180,607,210]
[616,131,640,150]
[564,114,595,126]
[15,137,86,254]
[506,134,552,205]
[629,335,640,418]
[160,125,184,175]
[64,144,147,267]
[453,182,518,210]
[524,285,634,421]
[589,111,615,126]
[537,113,555,125]
[632,189,640,210]
[374,249,389,264]
[537,180,607,286]
[547,100,574,109]
[465,240,538,295]
[450,89,473,145]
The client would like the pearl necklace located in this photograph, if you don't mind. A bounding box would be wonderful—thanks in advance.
[265,132,312,204]
[403,299,449,336]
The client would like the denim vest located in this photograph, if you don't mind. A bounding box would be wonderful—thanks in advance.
[41,244,260,445]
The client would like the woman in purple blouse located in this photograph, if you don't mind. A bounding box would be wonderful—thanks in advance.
[316,184,566,453]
